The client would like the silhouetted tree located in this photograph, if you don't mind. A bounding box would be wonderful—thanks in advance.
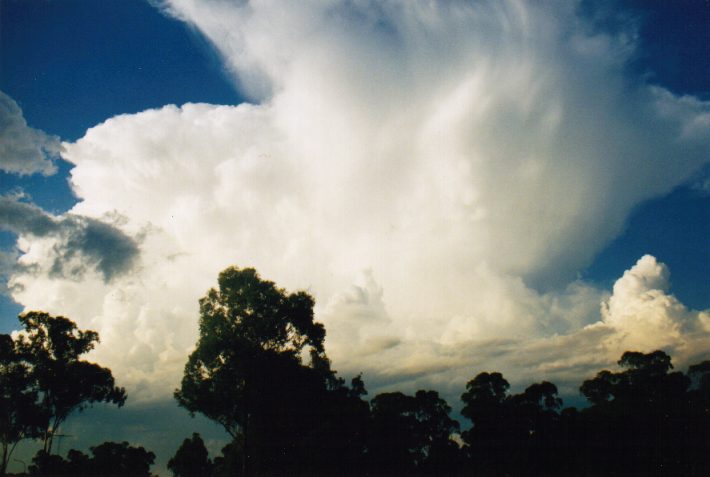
[412,390,462,475]
[508,381,563,474]
[15,312,126,454]
[29,450,71,475]
[296,373,370,475]
[0,334,45,476]
[579,350,694,476]
[369,390,460,475]
[461,372,564,476]
[89,441,156,476]
[30,441,155,476]
[460,372,511,475]
[211,440,242,477]
[168,433,213,477]
[175,267,333,475]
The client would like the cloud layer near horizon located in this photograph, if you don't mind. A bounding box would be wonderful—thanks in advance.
[6,0,710,401]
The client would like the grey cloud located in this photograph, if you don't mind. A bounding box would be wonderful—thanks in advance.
[0,195,59,235]
[0,91,61,176]
[0,249,19,295]
[0,197,139,281]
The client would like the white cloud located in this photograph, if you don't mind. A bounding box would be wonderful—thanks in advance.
[0,91,61,176]
[598,255,710,358]
[6,0,710,401]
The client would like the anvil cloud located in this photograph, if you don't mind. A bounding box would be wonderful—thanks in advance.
[7,0,710,400]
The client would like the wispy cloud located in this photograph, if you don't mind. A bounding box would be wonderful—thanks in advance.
[0,91,61,176]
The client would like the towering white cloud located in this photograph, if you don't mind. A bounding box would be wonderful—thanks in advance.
[599,255,710,357]
[0,91,61,176]
[7,0,710,400]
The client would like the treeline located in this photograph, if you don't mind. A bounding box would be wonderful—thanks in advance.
[2,266,710,476]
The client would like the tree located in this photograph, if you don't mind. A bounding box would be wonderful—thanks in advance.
[581,350,689,408]
[14,311,126,454]
[0,334,45,476]
[89,441,156,476]
[369,390,460,475]
[579,350,693,476]
[461,372,564,475]
[168,433,213,477]
[175,267,328,475]
[460,371,512,468]
[29,441,155,476]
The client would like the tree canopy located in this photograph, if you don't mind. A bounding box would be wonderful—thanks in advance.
[167,433,212,477]
[14,312,126,454]
[0,334,45,475]
[29,441,155,476]
[174,266,336,475]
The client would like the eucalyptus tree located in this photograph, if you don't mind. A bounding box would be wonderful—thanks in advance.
[15,311,126,454]
[175,266,329,475]
[0,334,44,476]
[168,433,212,477]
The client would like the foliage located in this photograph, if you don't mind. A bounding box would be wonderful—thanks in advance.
[461,372,564,475]
[369,390,461,475]
[14,311,126,454]
[0,334,45,476]
[29,441,155,476]
[576,350,697,475]
[175,267,336,475]
[168,433,212,477]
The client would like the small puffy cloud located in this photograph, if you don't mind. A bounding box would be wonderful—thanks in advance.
[0,91,61,176]
[0,196,139,282]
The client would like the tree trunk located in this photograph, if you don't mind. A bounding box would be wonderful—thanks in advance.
[242,409,249,476]
[1,442,8,477]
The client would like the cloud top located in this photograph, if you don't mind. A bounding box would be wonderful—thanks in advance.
[160,0,710,287]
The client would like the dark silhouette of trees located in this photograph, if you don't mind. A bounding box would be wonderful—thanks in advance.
[0,312,126,476]
[210,440,242,477]
[170,267,710,476]
[89,441,156,476]
[0,334,45,475]
[9,274,710,477]
[577,350,699,476]
[174,266,326,434]
[368,390,461,475]
[29,441,155,476]
[175,266,367,476]
[461,372,564,476]
[168,433,213,477]
[14,312,126,454]
[460,371,512,475]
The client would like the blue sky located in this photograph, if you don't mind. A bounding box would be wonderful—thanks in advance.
[1,0,709,473]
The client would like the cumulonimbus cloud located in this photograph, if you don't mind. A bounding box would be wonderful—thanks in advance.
[6,0,710,400]
[0,91,61,176]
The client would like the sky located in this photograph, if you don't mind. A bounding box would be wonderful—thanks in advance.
[1,0,709,473]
